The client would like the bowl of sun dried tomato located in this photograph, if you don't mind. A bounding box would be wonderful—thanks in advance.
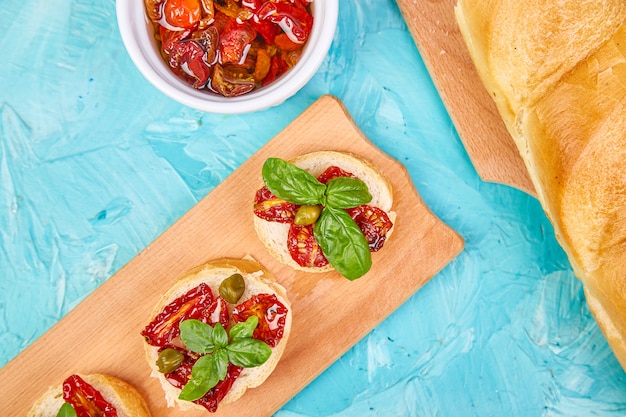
[117,0,337,114]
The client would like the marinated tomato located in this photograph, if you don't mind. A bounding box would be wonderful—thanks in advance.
[63,374,117,417]
[232,293,289,347]
[145,0,315,97]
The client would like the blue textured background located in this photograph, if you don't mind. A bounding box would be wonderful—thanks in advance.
[1,0,625,415]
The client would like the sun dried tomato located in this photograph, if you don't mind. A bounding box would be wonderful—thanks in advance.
[168,40,212,88]
[63,374,117,417]
[287,223,329,268]
[253,186,299,223]
[346,205,393,252]
[316,166,355,184]
[232,294,288,347]
[261,55,290,86]
[141,283,214,347]
[162,0,202,29]
[257,2,313,44]
[200,295,229,328]
[159,26,192,55]
[218,16,257,64]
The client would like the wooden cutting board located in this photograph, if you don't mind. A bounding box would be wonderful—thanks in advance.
[395,0,536,196]
[0,95,464,416]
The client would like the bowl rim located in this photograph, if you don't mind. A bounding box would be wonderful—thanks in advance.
[116,0,338,114]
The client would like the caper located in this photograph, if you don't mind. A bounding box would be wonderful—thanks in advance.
[219,273,246,304]
[156,348,184,373]
[294,204,322,226]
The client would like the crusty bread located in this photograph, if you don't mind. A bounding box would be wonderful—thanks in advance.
[253,151,396,273]
[455,0,626,368]
[143,258,292,412]
[27,373,151,417]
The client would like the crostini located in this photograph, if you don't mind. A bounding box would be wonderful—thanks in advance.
[253,151,396,280]
[27,373,151,417]
[140,258,291,413]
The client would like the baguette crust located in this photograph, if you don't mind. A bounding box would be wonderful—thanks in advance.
[253,151,396,274]
[143,258,291,412]
[27,373,151,417]
[455,0,626,368]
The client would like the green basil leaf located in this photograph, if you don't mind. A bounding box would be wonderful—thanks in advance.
[179,354,220,401]
[314,206,372,280]
[212,323,228,349]
[57,403,76,417]
[226,338,272,368]
[213,348,229,381]
[262,158,326,205]
[325,177,372,209]
[180,319,215,354]
[229,316,259,340]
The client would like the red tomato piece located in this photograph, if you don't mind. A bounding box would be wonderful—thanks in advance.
[346,205,393,252]
[163,0,202,29]
[200,296,229,328]
[165,356,242,412]
[232,294,289,347]
[249,16,278,44]
[274,32,301,51]
[218,16,257,64]
[168,40,212,88]
[159,26,191,55]
[63,374,117,417]
[287,223,329,268]
[141,283,214,347]
[210,63,256,97]
[261,55,290,86]
[253,186,298,223]
[316,166,355,184]
[257,2,313,43]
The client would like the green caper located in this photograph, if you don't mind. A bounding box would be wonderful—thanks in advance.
[156,348,184,373]
[294,205,322,226]
[219,273,246,304]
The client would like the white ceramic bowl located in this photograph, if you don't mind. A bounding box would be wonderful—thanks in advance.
[116,0,338,114]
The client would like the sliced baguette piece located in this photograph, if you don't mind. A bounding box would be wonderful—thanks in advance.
[253,150,396,274]
[27,373,151,417]
[143,257,292,412]
[455,0,626,368]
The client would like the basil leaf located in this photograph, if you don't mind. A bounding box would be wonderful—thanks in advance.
[212,323,229,349]
[180,320,215,354]
[179,354,220,401]
[325,177,372,209]
[314,206,372,280]
[229,316,259,340]
[226,338,272,368]
[262,158,325,205]
[214,348,229,381]
[57,403,76,417]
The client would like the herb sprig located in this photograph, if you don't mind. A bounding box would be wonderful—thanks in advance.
[178,316,271,401]
[262,157,373,280]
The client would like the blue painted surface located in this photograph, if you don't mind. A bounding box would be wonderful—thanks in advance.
[1,0,625,415]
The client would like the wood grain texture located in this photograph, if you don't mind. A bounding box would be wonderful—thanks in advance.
[395,0,536,196]
[1,95,464,416]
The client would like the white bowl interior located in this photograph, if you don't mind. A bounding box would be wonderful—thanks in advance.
[117,0,338,114]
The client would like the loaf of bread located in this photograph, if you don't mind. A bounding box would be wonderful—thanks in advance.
[455,0,626,368]
[28,373,151,417]
[141,258,291,412]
